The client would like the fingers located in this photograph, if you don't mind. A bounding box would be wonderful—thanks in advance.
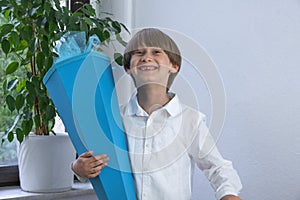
[94,154,108,160]
[74,152,109,179]
[85,155,109,178]
[89,154,109,168]
[94,154,109,164]
[87,162,108,178]
[79,152,109,166]
[79,151,94,158]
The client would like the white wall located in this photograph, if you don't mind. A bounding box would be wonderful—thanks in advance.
[102,0,300,199]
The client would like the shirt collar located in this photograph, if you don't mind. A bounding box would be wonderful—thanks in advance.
[125,93,182,117]
[164,93,181,117]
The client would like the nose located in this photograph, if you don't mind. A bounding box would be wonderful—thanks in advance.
[141,51,153,62]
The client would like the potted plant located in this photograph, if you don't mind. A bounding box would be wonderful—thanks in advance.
[0,0,127,192]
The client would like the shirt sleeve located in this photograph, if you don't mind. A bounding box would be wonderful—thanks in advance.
[71,163,89,183]
[189,117,243,200]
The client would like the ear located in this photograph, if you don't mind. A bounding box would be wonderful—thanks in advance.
[125,67,131,74]
[170,64,179,73]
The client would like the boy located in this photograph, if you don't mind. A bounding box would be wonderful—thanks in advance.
[72,28,242,200]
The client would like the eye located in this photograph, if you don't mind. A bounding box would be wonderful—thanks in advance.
[153,49,162,54]
[132,50,143,55]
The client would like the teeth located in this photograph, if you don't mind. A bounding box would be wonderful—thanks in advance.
[138,65,158,71]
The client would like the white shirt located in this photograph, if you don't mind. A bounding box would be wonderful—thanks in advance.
[120,94,242,200]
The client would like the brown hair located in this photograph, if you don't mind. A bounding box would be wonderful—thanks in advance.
[123,28,182,89]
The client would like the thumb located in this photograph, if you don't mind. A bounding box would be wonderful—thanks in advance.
[80,151,93,158]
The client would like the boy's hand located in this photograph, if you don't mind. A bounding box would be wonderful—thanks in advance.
[71,151,109,178]
[221,195,241,200]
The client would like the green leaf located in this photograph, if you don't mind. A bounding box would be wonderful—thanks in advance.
[16,128,24,143]
[112,21,121,33]
[3,80,7,92]
[34,115,41,128]
[41,40,49,55]
[81,4,95,16]
[37,52,45,70]
[22,119,33,136]
[10,31,20,47]
[26,93,35,106]
[80,20,88,34]
[26,81,36,95]
[49,22,57,35]
[45,105,56,120]
[20,0,28,8]
[91,18,103,29]
[16,40,28,51]
[102,30,110,42]
[45,56,53,70]
[73,12,83,18]
[90,28,102,40]
[4,10,11,20]
[120,23,130,33]
[0,24,14,37]
[6,62,19,75]
[114,53,123,66]
[31,76,40,87]
[53,0,62,12]
[7,79,18,91]
[15,94,25,111]
[44,1,51,15]
[1,39,10,54]
[83,17,94,26]
[68,16,80,30]
[20,26,33,42]
[38,94,49,109]
[16,80,26,92]
[7,132,14,142]
[6,95,15,112]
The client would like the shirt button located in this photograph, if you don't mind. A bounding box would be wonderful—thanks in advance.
[143,166,149,171]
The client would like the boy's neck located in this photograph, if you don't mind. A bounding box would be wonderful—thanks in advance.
[137,84,170,115]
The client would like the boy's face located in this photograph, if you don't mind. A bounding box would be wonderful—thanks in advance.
[127,47,179,89]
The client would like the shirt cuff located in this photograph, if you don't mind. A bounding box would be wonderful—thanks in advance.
[70,162,89,183]
[216,187,240,200]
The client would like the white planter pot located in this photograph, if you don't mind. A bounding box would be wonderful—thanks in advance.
[18,133,76,193]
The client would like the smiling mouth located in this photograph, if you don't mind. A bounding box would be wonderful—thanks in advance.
[138,65,159,71]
